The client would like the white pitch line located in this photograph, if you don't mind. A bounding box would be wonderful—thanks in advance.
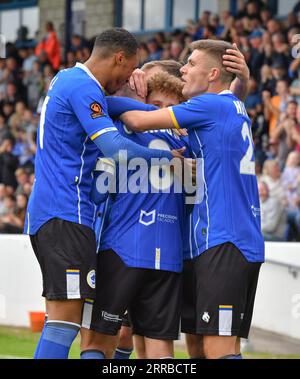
[0,354,29,359]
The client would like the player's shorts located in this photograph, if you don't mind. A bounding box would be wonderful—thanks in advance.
[122,312,132,328]
[182,242,261,339]
[30,218,97,300]
[81,249,182,340]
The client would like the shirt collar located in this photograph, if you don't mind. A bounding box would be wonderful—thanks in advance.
[75,62,104,92]
[218,90,233,95]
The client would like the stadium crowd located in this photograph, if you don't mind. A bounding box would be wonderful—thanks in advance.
[0,0,300,241]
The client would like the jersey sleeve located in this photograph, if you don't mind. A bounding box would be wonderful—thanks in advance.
[168,95,216,130]
[69,82,117,141]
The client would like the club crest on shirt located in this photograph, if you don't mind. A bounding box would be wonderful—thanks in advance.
[90,102,103,119]
[87,270,96,289]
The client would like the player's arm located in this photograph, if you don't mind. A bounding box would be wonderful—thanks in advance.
[106,96,157,118]
[69,84,182,162]
[120,96,213,132]
[223,44,250,101]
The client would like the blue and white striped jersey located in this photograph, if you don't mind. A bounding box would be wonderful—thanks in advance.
[24,63,117,235]
[169,91,265,263]
[98,121,191,272]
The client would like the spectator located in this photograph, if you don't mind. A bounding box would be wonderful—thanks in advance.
[23,60,43,110]
[245,77,262,123]
[146,39,162,61]
[8,101,26,133]
[14,168,29,196]
[263,79,293,135]
[261,159,285,202]
[284,151,300,241]
[35,21,61,71]
[0,136,19,189]
[0,193,26,233]
[270,100,298,166]
[249,29,265,81]
[0,183,6,215]
[259,181,287,241]
[0,114,8,143]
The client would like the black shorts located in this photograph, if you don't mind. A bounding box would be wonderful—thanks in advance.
[30,218,97,300]
[81,249,182,340]
[182,242,261,339]
[122,312,132,328]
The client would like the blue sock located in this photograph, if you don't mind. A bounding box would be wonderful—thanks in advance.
[114,347,133,359]
[35,321,80,359]
[220,354,243,359]
[33,314,48,359]
[81,350,105,359]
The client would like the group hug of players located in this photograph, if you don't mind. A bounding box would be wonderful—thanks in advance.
[24,28,264,360]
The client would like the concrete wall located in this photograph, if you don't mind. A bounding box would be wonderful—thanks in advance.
[1,235,300,341]
[38,0,115,41]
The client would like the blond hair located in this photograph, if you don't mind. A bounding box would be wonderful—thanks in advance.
[141,60,183,78]
[147,72,186,103]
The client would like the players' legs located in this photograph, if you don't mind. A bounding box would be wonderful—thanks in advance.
[129,269,181,360]
[189,243,261,360]
[203,335,237,359]
[185,334,205,359]
[46,299,84,324]
[235,337,241,355]
[114,325,134,359]
[30,219,97,359]
[134,335,147,359]
[80,250,139,359]
[80,328,118,359]
[36,299,84,359]
[144,338,174,359]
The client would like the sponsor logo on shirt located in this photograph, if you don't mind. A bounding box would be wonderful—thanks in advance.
[90,101,103,119]
[139,209,156,226]
[157,213,177,224]
[101,311,122,323]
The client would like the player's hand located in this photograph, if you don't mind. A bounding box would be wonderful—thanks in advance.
[171,147,186,160]
[173,128,188,137]
[129,69,147,99]
[223,43,250,82]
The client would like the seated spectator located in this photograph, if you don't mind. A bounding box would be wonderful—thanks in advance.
[282,151,300,210]
[261,159,285,202]
[0,114,8,143]
[21,47,37,77]
[14,168,29,196]
[0,136,19,189]
[0,183,6,216]
[0,193,27,233]
[263,79,293,135]
[12,128,35,167]
[0,59,9,99]
[1,101,14,123]
[146,39,163,61]
[8,101,26,134]
[290,104,300,151]
[65,51,76,68]
[270,100,297,166]
[23,60,43,110]
[259,181,287,241]
[245,77,262,125]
